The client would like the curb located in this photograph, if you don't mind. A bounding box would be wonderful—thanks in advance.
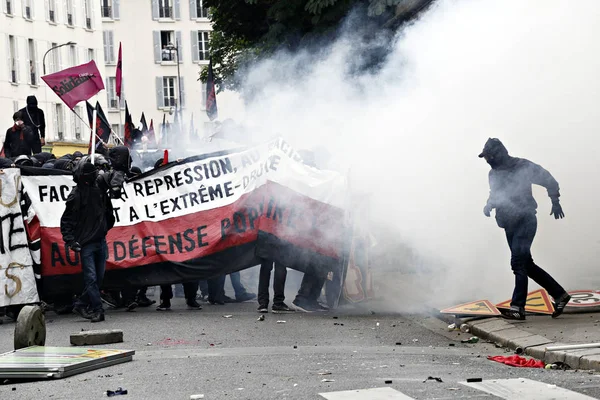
[464,317,600,371]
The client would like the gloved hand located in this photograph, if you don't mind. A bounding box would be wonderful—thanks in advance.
[483,204,492,217]
[68,241,82,252]
[550,201,565,219]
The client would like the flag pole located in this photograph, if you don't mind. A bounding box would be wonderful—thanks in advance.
[71,108,124,145]
[91,99,98,163]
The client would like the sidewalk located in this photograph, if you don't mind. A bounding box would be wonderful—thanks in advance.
[458,312,600,371]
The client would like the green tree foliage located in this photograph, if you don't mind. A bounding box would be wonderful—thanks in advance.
[199,0,431,93]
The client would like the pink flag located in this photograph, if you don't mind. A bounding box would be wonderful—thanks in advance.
[41,60,105,110]
[116,43,123,98]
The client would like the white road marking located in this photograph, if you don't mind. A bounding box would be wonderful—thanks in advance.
[319,387,415,400]
[460,378,596,400]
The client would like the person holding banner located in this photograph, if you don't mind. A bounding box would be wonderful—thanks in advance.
[61,156,116,323]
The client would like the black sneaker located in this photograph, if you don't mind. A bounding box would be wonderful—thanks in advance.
[501,308,526,321]
[136,295,156,307]
[101,293,120,309]
[90,312,105,323]
[257,305,269,313]
[209,298,225,305]
[272,303,294,313]
[236,292,257,302]
[156,301,171,311]
[552,293,571,318]
[73,305,92,320]
[292,300,316,313]
[125,301,138,312]
[186,300,202,310]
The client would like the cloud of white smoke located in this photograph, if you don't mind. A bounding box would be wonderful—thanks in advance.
[221,0,600,308]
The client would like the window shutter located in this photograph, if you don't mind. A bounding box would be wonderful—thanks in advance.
[153,31,161,63]
[179,77,185,109]
[34,40,40,82]
[14,37,20,82]
[151,0,158,20]
[72,0,76,25]
[44,0,49,21]
[105,78,110,108]
[191,31,198,62]
[54,0,60,23]
[63,0,67,23]
[156,77,164,108]
[189,0,196,19]
[120,78,125,109]
[90,0,95,29]
[113,0,120,19]
[22,0,26,17]
[6,36,11,82]
[57,45,63,71]
[108,31,115,63]
[176,31,183,63]
[174,0,181,20]
[103,31,109,63]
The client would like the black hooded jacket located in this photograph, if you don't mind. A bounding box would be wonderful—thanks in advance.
[483,139,560,225]
[19,96,45,153]
[60,158,115,247]
[4,124,36,158]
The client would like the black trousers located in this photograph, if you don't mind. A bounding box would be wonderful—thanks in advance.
[160,282,198,302]
[505,213,565,309]
[258,260,287,307]
[294,273,325,304]
[207,275,226,303]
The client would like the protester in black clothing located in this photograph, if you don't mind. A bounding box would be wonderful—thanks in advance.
[4,112,36,158]
[480,138,571,320]
[257,260,293,313]
[0,157,15,168]
[19,95,45,153]
[61,156,116,323]
[151,157,202,311]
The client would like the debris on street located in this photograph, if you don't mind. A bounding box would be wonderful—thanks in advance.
[277,320,286,324]
[106,387,128,397]
[461,337,479,344]
[257,315,265,321]
[423,376,443,383]
[488,355,545,368]
[321,379,335,382]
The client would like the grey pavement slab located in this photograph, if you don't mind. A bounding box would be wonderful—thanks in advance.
[70,329,124,346]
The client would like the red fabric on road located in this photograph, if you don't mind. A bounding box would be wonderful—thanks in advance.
[488,355,545,368]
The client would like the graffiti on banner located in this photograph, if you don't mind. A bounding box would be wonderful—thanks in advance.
[0,169,39,307]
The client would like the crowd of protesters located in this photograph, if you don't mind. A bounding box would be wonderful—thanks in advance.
[0,98,333,323]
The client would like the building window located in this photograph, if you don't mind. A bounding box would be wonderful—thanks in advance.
[49,42,61,73]
[27,39,37,85]
[87,48,95,62]
[65,0,74,25]
[160,31,175,61]
[101,0,112,18]
[23,0,32,19]
[72,105,82,140]
[163,77,176,108]
[197,31,209,61]
[196,0,208,18]
[8,35,18,84]
[103,31,115,64]
[84,0,92,29]
[69,44,78,66]
[159,0,172,18]
[4,0,13,15]
[55,103,65,140]
[106,77,119,110]
[48,0,56,22]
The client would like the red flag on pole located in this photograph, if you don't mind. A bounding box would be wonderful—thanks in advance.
[116,42,123,98]
[41,60,104,110]
[206,58,218,121]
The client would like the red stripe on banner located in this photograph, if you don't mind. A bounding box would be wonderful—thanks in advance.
[25,215,41,242]
[39,183,345,277]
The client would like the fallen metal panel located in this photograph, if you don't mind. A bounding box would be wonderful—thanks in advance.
[0,346,134,379]
[320,387,415,400]
[460,378,596,400]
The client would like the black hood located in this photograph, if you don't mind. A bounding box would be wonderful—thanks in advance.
[109,146,132,173]
[26,95,38,109]
[479,138,512,169]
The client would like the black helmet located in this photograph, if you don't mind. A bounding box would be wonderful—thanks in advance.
[14,155,34,167]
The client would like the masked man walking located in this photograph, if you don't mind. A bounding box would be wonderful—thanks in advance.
[19,95,45,153]
[4,112,36,158]
[61,156,115,322]
[480,138,571,320]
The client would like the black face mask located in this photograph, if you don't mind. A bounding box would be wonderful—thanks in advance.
[80,170,98,185]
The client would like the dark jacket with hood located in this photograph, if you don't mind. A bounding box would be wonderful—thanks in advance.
[60,156,115,247]
[481,138,560,226]
[19,96,45,152]
[4,124,36,158]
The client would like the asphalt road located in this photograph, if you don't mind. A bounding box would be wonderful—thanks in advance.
[1,298,600,400]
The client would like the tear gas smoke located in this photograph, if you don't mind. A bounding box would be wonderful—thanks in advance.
[201,0,600,310]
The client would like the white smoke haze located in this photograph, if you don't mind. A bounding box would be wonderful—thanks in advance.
[209,0,600,309]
